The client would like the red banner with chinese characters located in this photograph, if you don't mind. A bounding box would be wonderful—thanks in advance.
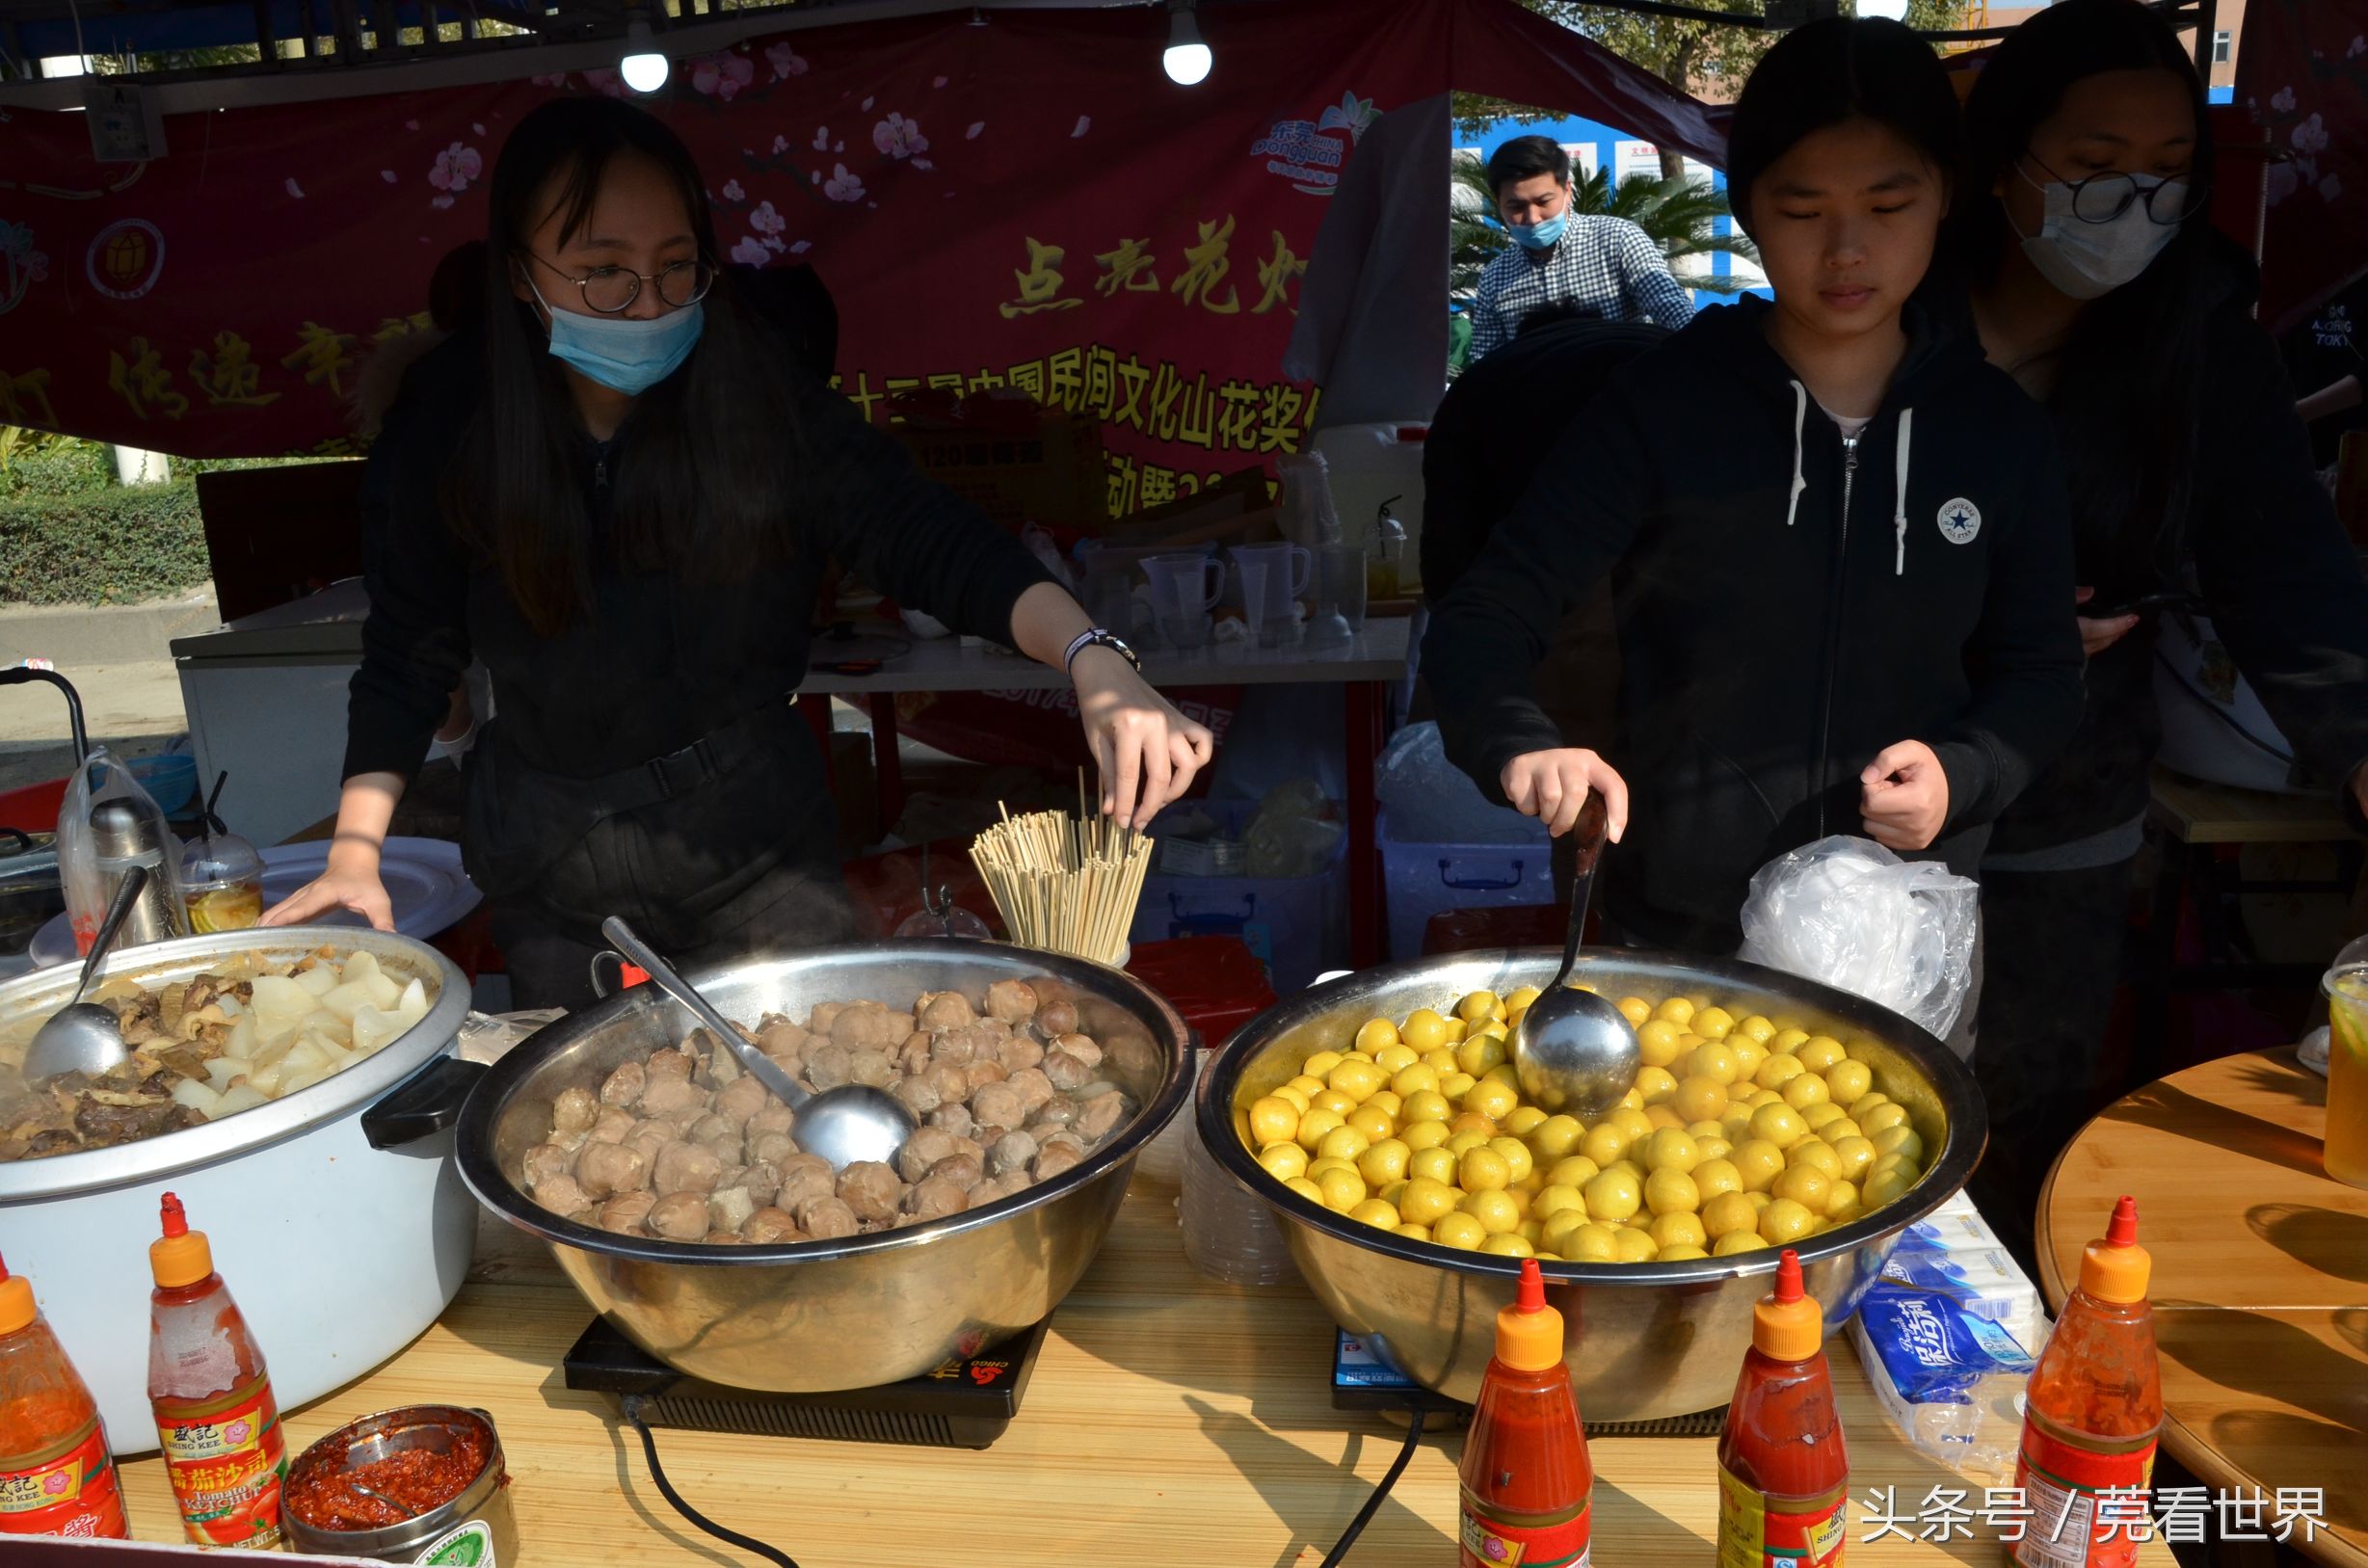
[0,0,1720,512]
[2239,0,2368,333]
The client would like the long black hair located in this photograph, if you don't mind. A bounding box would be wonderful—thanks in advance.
[453,95,798,637]
[1725,15,1959,233]
[1953,0,2217,590]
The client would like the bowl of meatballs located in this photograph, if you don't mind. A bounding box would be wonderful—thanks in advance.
[454,940,1190,1393]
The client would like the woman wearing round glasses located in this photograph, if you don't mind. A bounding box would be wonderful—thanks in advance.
[1952,0,2368,1262]
[265,95,1212,1006]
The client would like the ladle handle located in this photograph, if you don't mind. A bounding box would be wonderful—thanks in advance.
[598,916,812,1108]
[70,864,149,1007]
[1549,795,1610,991]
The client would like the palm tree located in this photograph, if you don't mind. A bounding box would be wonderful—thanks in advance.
[1450,158,1760,300]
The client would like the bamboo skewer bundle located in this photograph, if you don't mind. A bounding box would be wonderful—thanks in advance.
[970,784,1154,967]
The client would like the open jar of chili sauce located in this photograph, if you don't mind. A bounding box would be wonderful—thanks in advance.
[281,1405,515,1566]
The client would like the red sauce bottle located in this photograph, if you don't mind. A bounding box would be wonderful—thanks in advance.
[1717,1248,1849,1568]
[0,1252,130,1540]
[2009,1196,2162,1568]
[147,1192,288,1549]
[1458,1258,1593,1567]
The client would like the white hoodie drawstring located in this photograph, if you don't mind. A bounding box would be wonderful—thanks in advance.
[1892,407,1914,576]
[1785,380,1809,528]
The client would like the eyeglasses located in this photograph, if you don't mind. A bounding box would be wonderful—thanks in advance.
[2024,156,2202,226]
[523,252,715,313]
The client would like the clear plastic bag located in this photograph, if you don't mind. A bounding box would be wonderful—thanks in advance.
[57,746,189,956]
[1374,720,1538,843]
[1241,780,1343,878]
[1737,835,1979,1041]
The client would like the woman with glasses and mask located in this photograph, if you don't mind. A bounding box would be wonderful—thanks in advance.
[266,96,1213,1007]
[1950,0,2368,1263]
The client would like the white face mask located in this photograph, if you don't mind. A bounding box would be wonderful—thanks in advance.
[2014,166,2186,300]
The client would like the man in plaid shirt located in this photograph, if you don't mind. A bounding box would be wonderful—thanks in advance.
[1466,136,1696,362]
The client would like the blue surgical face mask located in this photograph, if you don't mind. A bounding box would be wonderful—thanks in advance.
[1511,211,1566,252]
[2013,166,2184,301]
[525,278,704,395]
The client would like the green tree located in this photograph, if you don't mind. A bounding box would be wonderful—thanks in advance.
[1451,157,1759,299]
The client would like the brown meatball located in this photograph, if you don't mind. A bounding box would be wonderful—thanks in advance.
[778,1154,836,1209]
[639,1075,709,1121]
[746,1103,796,1138]
[972,1018,1013,1046]
[895,1126,962,1184]
[965,1059,1009,1088]
[831,1002,904,1051]
[928,1026,980,1068]
[687,1112,739,1149]
[1033,1140,1085,1181]
[652,1141,724,1196]
[969,1081,1027,1133]
[916,991,976,1031]
[533,1172,589,1217]
[918,1062,970,1106]
[848,1049,899,1090]
[749,1130,799,1169]
[893,1074,943,1120]
[626,1118,679,1165]
[984,979,1039,1023]
[836,1160,905,1224]
[758,1020,808,1062]
[712,1076,772,1129]
[741,1207,803,1243]
[702,1230,748,1245]
[1051,1034,1104,1069]
[998,1034,1046,1073]
[1037,998,1080,1038]
[589,1106,637,1144]
[647,1191,712,1241]
[521,1142,574,1192]
[905,1175,970,1221]
[707,1186,758,1234]
[575,1141,652,1200]
[599,1061,647,1107]
[966,1172,1027,1209]
[927,1103,975,1140]
[802,1042,852,1091]
[929,1152,985,1189]
[735,1161,784,1208]
[797,1196,860,1239]
[551,1086,599,1134]
[1075,1090,1129,1143]
[807,1001,843,1036]
[897,1034,936,1076]
[988,1129,1039,1177]
[1041,1050,1096,1092]
[1005,1067,1056,1115]
[646,1048,697,1081]
[598,1191,656,1235]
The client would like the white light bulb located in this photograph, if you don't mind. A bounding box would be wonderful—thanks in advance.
[1163,4,1211,86]
[1858,0,1911,18]
[620,18,668,93]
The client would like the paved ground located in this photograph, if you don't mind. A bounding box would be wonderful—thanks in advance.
[0,659,190,792]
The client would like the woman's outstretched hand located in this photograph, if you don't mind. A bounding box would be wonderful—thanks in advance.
[1072,648,1214,829]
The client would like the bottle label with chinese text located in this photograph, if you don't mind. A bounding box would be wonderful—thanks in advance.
[2009,1422,2158,1568]
[1717,1465,1847,1568]
[0,1418,130,1539]
[154,1371,287,1548]
[1459,1491,1590,1568]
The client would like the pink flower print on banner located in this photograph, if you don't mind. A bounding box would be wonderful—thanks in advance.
[873,113,928,159]
[912,158,934,172]
[1072,116,1091,137]
[967,122,985,139]
[722,178,747,202]
[731,235,771,267]
[430,142,484,196]
[789,240,812,254]
[773,134,791,155]
[862,96,875,111]
[284,177,306,199]
[824,164,866,202]
[691,53,757,101]
[382,170,398,183]
[2322,173,2346,201]
[581,68,628,97]
[2272,86,2299,114]
[531,72,568,89]
[765,42,810,79]
[934,75,948,89]
[750,200,787,238]
[2350,35,2367,59]
[472,122,487,137]
[812,126,832,151]
[2293,112,2329,154]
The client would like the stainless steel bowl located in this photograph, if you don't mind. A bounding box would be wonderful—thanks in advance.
[1197,949,1985,1421]
[456,940,1189,1393]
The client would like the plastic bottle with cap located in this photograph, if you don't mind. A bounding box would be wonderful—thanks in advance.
[1716,1249,1849,1568]
[148,1192,288,1549]
[1457,1258,1593,1567]
[2008,1196,2162,1568]
[0,1252,130,1540]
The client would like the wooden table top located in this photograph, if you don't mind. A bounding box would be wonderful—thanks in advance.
[112,1179,2169,1567]
[2147,768,2358,846]
[2038,1048,2368,1568]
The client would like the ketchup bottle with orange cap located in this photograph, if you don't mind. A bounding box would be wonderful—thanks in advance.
[0,1252,129,1539]
[1716,1248,1849,1568]
[1458,1257,1594,1567]
[2008,1196,2162,1568]
[148,1192,288,1548]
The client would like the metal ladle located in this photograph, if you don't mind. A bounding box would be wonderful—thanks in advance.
[1509,795,1639,1121]
[598,916,917,1171]
[23,864,151,1084]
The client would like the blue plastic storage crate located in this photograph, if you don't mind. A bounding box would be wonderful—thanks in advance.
[1378,807,1555,962]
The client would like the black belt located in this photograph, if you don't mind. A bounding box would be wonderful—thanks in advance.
[574,698,802,815]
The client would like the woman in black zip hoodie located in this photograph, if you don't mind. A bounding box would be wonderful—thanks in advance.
[1423,18,2086,978]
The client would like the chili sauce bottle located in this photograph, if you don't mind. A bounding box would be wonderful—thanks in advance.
[1717,1248,1849,1568]
[2009,1196,2162,1568]
[1458,1257,1593,1567]
[0,1253,130,1540]
[148,1192,288,1548]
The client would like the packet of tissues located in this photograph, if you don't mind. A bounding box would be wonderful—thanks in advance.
[1851,1284,2037,1486]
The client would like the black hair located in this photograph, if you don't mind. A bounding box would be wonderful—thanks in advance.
[1518,300,1604,336]
[1725,16,1959,233]
[427,240,485,332]
[1951,0,2216,589]
[1487,136,1571,199]
[454,95,798,637]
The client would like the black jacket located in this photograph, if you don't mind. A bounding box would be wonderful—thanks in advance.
[1988,252,2368,855]
[1423,296,2086,950]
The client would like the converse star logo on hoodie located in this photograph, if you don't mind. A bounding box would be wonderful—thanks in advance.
[1937,497,1982,545]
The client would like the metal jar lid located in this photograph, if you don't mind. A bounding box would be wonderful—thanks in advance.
[281,1404,516,1566]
